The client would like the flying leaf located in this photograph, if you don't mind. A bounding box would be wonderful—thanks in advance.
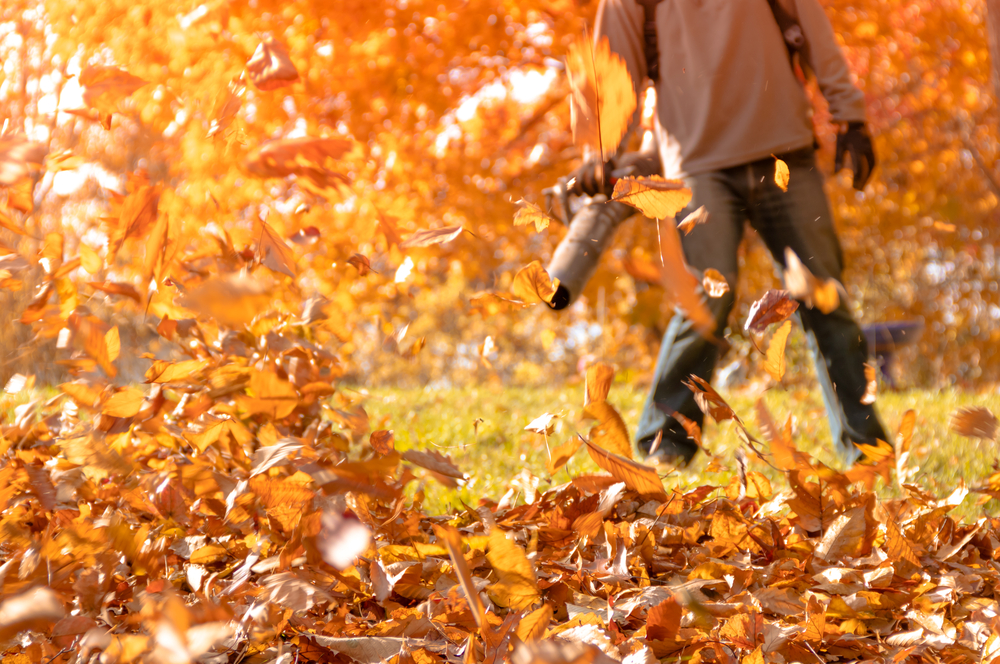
[784,248,841,314]
[370,430,395,455]
[0,587,65,643]
[108,185,160,263]
[764,320,793,382]
[745,289,799,333]
[105,325,120,363]
[179,274,273,328]
[622,256,662,286]
[583,437,667,499]
[684,376,740,424]
[774,157,790,192]
[487,530,541,610]
[207,77,245,138]
[525,412,557,436]
[0,134,47,186]
[247,37,300,91]
[244,370,299,419]
[67,309,117,377]
[250,439,302,477]
[950,406,998,441]
[245,137,352,195]
[657,218,716,337]
[79,244,102,274]
[611,176,692,219]
[512,261,559,305]
[583,401,633,459]
[317,509,371,570]
[399,225,464,249]
[514,200,556,233]
[548,437,583,474]
[516,604,553,643]
[566,35,637,161]
[677,205,709,235]
[347,253,375,276]
[701,269,729,298]
[89,281,142,303]
[145,359,210,384]
[79,65,148,115]
[585,362,615,405]
[256,219,297,278]
[102,387,144,418]
[402,449,466,483]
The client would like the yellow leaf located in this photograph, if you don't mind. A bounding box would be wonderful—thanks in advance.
[103,634,150,664]
[189,543,229,564]
[515,604,553,643]
[566,35,637,161]
[742,646,765,664]
[583,437,667,499]
[145,359,211,384]
[433,524,486,631]
[701,269,729,298]
[486,530,540,610]
[513,199,555,233]
[583,401,633,459]
[585,362,615,405]
[548,437,582,474]
[400,225,464,248]
[179,274,273,328]
[244,370,299,419]
[105,325,120,364]
[79,243,102,274]
[764,320,792,382]
[102,387,144,418]
[784,248,841,314]
[512,261,559,305]
[610,175,692,219]
[774,157,790,192]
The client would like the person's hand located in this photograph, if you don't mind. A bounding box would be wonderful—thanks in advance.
[567,157,612,196]
[834,121,876,190]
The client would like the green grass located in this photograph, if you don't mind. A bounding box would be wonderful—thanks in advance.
[359,381,1000,522]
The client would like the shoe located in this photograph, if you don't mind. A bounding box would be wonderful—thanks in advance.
[638,434,698,467]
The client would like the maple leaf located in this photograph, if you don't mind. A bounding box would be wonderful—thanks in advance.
[566,35,637,161]
[610,176,692,219]
[247,37,300,91]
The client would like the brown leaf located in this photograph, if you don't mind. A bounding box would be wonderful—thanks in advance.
[0,134,47,186]
[88,281,142,303]
[684,376,739,423]
[370,430,395,456]
[247,37,300,91]
[256,219,297,278]
[701,268,729,298]
[677,205,709,235]
[764,320,793,382]
[583,401,633,459]
[585,362,615,405]
[583,437,666,499]
[611,176,692,220]
[0,587,65,643]
[399,225,464,249]
[487,530,541,610]
[402,449,466,482]
[566,35,637,161]
[774,157,790,192]
[245,137,352,194]
[744,289,799,333]
[514,200,555,233]
[813,506,867,561]
[950,406,998,440]
[784,248,840,314]
[512,261,559,305]
[646,596,682,641]
[548,437,583,474]
[347,253,375,275]
[622,256,662,286]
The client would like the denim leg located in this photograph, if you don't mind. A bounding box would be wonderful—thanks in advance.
[747,149,889,458]
[636,170,746,450]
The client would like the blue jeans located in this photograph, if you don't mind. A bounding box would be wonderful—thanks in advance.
[635,147,888,462]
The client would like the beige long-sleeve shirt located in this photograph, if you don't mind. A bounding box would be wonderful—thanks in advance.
[595,0,867,178]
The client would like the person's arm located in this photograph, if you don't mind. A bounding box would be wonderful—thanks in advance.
[788,0,866,123]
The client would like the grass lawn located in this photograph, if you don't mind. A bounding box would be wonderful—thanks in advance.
[359,379,1000,522]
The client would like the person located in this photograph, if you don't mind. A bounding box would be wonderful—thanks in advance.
[571,0,889,465]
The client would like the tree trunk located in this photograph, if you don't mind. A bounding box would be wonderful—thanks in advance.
[988,0,1000,99]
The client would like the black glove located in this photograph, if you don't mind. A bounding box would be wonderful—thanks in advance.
[567,157,613,197]
[834,121,876,190]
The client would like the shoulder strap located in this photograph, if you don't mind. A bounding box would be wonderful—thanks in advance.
[767,0,814,78]
[635,0,664,83]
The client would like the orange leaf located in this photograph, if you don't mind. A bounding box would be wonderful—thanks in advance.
[566,35,637,161]
[677,205,709,235]
[256,219,297,278]
[370,430,395,456]
[585,362,615,405]
[784,248,841,314]
[583,437,667,499]
[433,524,487,632]
[79,65,148,115]
[400,225,464,249]
[0,135,47,186]
[514,200,555,233]
[512,261,559,305]
[764,320,793,382]
[611,176,692,220]
[179,274,273,328]
[657,218,715,337]
[583,401,633,459]
[515,604,553,643]
[102,387,144,418]
[646,596,682,641]
[105,325,120,364]
[486,529,541,610]
[774,157,790,192]
[247,37,300,91]
[548,437,582,474]
[701,268,729,298]
[145,359,210,384]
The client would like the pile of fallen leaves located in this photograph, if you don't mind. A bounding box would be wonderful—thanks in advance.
[2,305,1000,664]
